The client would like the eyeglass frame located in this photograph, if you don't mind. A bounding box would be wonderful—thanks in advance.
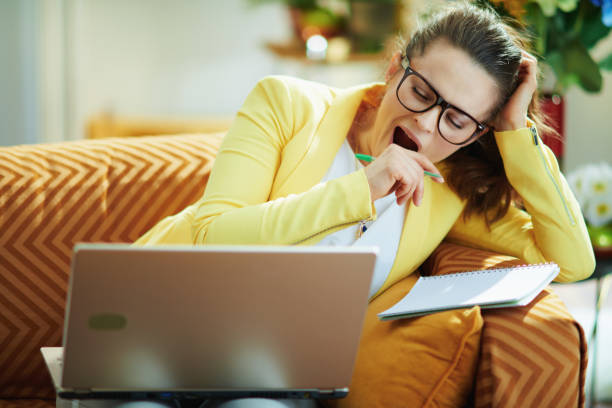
[395,55,488,145]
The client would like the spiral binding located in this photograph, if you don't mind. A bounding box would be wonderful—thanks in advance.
[425,262,558,280]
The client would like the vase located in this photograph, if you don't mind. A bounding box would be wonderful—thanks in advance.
[540,93,565,160]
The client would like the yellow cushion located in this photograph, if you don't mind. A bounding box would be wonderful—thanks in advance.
[326,272,483,408]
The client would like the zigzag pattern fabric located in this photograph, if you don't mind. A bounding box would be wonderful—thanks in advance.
[426,243,586,408]
[0,134,223,401]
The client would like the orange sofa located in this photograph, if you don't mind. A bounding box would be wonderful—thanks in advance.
[0,133,587,407]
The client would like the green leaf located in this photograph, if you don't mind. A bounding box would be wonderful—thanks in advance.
[303,8,341,27]
[545,50,572,93]
[575,0,611,49]
[556,0,579,13]
[531,0,557,16]
[562,39,603,92]
[599,52,612,70]
[545,40,604,93]
[524,3,549,56]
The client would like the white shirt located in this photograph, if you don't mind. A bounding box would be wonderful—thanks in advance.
[315,140,405,298]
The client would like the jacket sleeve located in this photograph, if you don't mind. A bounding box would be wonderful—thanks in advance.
[135,76,374,246]
[446,124,595,282]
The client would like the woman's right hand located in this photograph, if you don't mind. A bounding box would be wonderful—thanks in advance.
[363,144,444,206]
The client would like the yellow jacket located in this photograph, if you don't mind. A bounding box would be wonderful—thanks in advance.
[135,76,595,297]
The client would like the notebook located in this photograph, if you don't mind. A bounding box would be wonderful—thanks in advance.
[378,263,559,321]
[41,243,378,401]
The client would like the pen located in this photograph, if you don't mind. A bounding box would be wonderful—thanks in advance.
[355,153,443,179]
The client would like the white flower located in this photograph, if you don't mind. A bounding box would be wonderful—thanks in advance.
[584,191,612,227]
[567,164,601,207]
[567,169,588,207]
[585,162,612,197]
[567,162,612,226]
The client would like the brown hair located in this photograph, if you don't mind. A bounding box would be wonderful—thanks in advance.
[400,2,549,225]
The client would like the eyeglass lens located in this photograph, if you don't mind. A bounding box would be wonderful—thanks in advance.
[398,73,479,144]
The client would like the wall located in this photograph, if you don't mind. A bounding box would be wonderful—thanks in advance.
[0,0,39,146]
[65,0,291,141]
[564,32,612,172]
[565,73,612,173]
[64,0,385,142]
[0,0,610,172]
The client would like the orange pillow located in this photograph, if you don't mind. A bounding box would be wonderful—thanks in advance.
[325,272,482,408]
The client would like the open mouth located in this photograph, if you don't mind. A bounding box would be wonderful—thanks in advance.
[393,126,419,152]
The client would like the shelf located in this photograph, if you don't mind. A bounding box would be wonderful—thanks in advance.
[264,41,384,64]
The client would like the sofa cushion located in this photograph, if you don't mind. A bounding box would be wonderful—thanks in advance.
[425,242,587,407]
[0,134,223,399]
[326,272,483,408]
[324,244,515,407]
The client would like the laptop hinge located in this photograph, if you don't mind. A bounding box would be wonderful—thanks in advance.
[73,389,91,394]
[319,390,334,394]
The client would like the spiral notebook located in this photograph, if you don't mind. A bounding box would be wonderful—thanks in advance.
[378,263,559,321]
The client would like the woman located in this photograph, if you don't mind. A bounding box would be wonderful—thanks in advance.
[135,2,594,406]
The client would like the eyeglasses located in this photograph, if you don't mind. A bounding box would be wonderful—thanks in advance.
[396,55,488,145]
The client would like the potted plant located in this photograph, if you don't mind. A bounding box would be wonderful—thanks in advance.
[486,0,612,93]
[483,0,612,159]
[250,0,401,55]
[249,0,346,42]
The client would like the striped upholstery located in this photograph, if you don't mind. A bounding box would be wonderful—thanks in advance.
[423,243,587,408]
[0,134,223,404]
[0,134,586,407]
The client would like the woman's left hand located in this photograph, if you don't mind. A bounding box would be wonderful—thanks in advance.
[493,51,538,131]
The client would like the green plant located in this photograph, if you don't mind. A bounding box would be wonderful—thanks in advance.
[485,0,612,93]
[249,0,400,53]
[248,0,347,40]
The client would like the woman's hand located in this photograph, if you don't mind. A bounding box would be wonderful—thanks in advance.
[363,144,444,206]
[493,51,538,131]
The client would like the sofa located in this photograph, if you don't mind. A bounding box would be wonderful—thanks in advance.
[0,133,587,407]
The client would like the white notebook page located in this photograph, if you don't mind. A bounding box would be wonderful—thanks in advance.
[379,263,559,319]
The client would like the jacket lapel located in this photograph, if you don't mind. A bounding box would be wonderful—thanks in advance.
[270,83,375,199]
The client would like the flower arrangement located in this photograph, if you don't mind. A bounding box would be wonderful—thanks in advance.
[568,162,612,248]
[486,0,612,94]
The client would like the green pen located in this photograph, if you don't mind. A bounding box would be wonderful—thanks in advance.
[355,153,443,179]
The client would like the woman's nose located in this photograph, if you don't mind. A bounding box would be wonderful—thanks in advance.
[414,106,440,134]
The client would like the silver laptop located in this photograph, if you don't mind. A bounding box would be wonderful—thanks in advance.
[42,244,377,401]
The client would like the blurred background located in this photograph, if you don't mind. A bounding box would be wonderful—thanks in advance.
[1,0,612,403]
[1,0,611,173]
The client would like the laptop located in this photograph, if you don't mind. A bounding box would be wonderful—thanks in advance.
[42,244,377,401]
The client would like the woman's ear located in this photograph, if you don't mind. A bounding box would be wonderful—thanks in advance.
[385,52,403,82]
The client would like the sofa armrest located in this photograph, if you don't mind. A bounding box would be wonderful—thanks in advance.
[425,242,587,408]
[0,133,223,399]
